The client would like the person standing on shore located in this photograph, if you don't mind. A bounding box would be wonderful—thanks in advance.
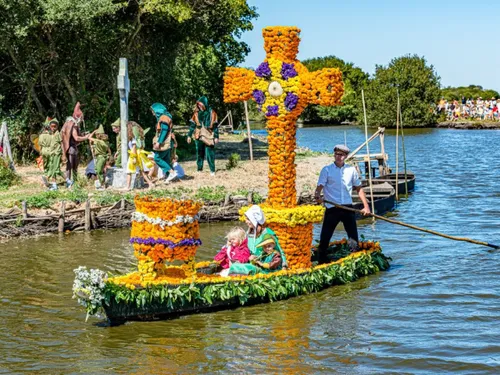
[151,103,176,182]
[61,102,93,188]
[314,144,371,264]
[187,96,219,176]
[111,119,122,168]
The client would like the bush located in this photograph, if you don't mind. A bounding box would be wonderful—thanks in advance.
[194,186,226,203]
[0,157,19,189]
[226,153,241,170]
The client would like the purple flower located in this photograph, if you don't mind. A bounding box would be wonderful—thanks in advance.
[284,92,299,111]
[281,63,298,80]
[130,237,202,248]
[255,62,272,78]
[252,90,266,105]
[266,105,279,117]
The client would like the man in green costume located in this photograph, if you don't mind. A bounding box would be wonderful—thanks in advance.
[187,96,219,176]
[151,103,176,182]
[111,119,121,168]
[40,117,65,190]
[89,125,111,190]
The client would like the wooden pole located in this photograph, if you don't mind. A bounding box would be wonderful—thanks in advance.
[399,104,409,198]
[396,90,400,201]
[361,90,376,219]
[58,201,65,232]
[243,100,254,161]
[346,128,384,161]
[22,201,28,219]
[84,199,91,231]
[323,199,500,250]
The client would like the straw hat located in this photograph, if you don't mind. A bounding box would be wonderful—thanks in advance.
[256,233,275,248]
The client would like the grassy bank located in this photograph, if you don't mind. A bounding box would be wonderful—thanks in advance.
[0,133,329,214]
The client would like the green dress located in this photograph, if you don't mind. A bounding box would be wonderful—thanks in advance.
[93,139,109,184]
[229,227,287,275]
[188,96,219,173]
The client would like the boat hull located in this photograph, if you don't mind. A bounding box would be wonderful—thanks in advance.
[102,249,390,325]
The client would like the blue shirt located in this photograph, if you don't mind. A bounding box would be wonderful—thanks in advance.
[317,163,361,208]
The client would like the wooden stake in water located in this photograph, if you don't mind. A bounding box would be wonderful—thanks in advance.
[395,91,400,201]
[399,98,409,198]
[361,90,376,220]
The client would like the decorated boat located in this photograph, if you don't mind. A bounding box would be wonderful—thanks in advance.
[72,26,391,324]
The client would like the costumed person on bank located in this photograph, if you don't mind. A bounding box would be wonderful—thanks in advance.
[89,125,111,190]
[125,121,154,190]
[39,117,64,190]
[314,144,371,264]
[150,103,176,182]
[61,102,93,188]
[111,119,122,168]
[187,96,219,176]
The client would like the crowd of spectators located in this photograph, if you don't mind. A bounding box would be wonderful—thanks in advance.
[437,96,499,121]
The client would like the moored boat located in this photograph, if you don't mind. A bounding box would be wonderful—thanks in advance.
[371,172,415,195]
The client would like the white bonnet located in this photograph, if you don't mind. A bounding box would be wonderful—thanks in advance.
[244,205,265,228]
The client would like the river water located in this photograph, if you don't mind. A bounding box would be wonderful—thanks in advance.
[1,126,500,374]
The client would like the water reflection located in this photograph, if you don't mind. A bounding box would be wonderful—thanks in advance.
[1,127,500,374]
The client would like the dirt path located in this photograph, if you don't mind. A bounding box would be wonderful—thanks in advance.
[0,133,332,211]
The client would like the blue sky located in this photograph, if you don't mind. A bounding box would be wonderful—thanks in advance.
[240,0,499,92]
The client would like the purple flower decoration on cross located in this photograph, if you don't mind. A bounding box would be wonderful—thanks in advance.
[266,105,279,117]
[284,92,299,111]
[253,90,266,105]
[281,63,298,80]
[130,237,202,248]
[255,62,272,78]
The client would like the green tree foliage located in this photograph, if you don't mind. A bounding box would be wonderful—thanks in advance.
[301,56,369,124]
[440,85,500,101]
[364,54,441,127]
[0,0,257,160]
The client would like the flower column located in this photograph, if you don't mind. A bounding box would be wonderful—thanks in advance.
[224,26,344,269]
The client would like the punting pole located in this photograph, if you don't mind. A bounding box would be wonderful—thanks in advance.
[361,90,375,221]
[322,199,500,250]
[243,100,254,161]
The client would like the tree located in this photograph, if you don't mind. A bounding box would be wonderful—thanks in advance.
[364,54,440,127]
[301,56,369,124]
[0,0,257,160]
[440,85,500,101]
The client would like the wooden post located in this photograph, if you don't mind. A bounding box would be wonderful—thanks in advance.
[399,104,409,198]
[229,110,234,130]
[22,201,28,219]
[247,191,253,204]
[58,201,65,232]
[84,199,91,231]
[223,193,231,207]
[117,58,130,169]
[243,101,254,161]
[361,90,376,219]
[120,198,125,210]
[395,90,400,201]
[1,121,15,171]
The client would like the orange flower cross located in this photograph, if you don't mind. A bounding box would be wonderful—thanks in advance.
[224,26,344,208]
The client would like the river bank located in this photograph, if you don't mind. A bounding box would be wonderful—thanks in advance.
[436,120,500,129]
[0,133,329,239]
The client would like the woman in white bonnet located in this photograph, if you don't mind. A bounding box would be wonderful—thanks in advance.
[243,205,287,268]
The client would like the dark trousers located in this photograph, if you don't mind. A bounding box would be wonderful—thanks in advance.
[317,206,359,260]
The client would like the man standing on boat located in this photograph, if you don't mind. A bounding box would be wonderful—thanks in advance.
[314,144,371,264]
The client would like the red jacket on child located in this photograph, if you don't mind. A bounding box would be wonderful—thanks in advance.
[214,238,250,269]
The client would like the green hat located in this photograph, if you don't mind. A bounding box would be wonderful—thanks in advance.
[256,233,275,248]
[44,117,59,127]
[111,118,120,128]
[95,124,105,134]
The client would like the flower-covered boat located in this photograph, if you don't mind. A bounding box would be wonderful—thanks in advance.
[72,26,392,325]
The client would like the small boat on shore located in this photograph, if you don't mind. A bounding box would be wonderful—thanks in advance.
[371,172,416,195]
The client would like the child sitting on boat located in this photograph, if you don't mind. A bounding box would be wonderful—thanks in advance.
[214,227,250,277]
[249,233,283,273]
